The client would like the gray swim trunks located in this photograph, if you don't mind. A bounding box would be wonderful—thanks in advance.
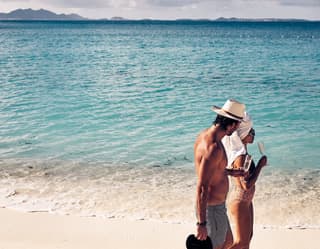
[206,203,230,249]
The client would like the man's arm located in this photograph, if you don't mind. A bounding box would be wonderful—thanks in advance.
[196,158,210,223]
[225,154,246,177]
[195,145,216,240]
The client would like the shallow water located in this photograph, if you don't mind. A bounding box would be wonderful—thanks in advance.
[0,158,319,228]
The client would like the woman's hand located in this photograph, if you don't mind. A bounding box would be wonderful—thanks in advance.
[243,170,250,181]
[258,155,267,167]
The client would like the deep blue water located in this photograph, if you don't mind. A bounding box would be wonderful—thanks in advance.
[0,21,319,226]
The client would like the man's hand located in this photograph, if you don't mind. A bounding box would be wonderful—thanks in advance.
[196,225,208,240]
[225,168,245,177]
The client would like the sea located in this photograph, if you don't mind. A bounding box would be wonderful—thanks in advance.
[0,20,319,229]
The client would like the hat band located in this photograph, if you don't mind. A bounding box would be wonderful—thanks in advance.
[221,108,243,120]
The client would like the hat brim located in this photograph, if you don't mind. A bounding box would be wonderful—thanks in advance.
[212,106,243,122]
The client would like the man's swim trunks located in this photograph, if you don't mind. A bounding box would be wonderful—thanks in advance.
[206,203,230,248]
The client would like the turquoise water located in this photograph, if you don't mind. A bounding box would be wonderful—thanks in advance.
[0,21,319,227]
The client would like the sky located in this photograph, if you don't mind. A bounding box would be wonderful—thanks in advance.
[0,0,320,20]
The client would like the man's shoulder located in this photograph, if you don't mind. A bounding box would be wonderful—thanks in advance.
[206,142,222,158]
[195,139,220,158]
[196,128,209,138]
[194,129,207,147]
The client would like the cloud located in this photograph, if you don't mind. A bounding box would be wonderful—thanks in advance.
[0,0,135,9]
[145,0,202,7]
[240,0,320,7]
[278,0,320,7]
[0,0,108,8]
[0,0,28,2]
[47,0,111,8]
[50,0,140,9]
[143,0,320,9]
[146,0,320,8]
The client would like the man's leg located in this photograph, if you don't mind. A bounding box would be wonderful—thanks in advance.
[221,227,233,249]
[206,204,230,249]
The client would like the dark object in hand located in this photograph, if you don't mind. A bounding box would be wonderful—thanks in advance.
[186,234,212,249]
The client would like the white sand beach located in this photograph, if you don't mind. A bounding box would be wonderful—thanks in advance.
[0,208,318,249]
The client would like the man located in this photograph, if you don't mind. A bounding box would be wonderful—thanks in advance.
[194,99,245,249]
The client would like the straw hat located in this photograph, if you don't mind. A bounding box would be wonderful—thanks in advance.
[212,99,245,122]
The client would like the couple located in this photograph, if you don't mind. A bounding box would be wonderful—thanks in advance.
[194,99,267,249]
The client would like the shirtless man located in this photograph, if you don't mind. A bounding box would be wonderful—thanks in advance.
[194,99,245,249]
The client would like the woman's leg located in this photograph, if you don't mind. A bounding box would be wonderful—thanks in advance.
[228,201,251,249]
[249,203,254,243]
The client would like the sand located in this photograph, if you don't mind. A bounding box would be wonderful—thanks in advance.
[0,208,318,249]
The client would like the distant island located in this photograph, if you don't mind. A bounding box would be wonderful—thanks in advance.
[0,8,313,22]
[0,8,87,20]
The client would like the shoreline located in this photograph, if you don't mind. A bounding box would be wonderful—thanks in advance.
[1,157,319,227]
[1,208,318,249]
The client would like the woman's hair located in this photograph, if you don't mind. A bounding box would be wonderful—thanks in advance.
[213,115,239,130]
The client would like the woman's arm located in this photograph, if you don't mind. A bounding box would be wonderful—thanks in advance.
[232,155,267,190]
[231,155,247,188]
[243,155,267,189]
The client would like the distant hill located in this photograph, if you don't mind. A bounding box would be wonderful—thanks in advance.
[0,8,87,20]
[176,17,310,22]
[214,17,309,22]
[110,16,126,21]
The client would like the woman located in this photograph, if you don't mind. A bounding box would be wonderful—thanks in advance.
[222,113,267,249]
